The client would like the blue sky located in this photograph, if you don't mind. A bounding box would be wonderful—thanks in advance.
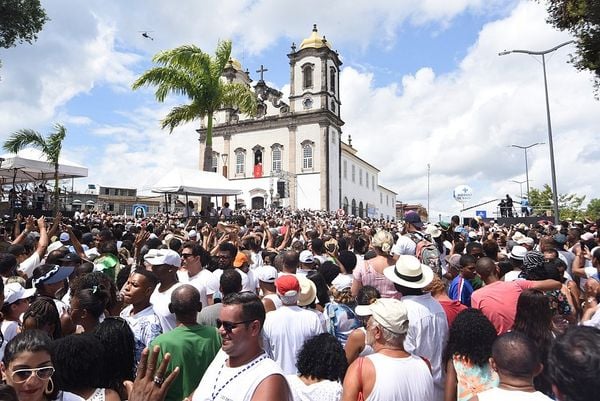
[0,0,598,219]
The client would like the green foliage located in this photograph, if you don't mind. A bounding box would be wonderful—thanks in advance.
[3,124,67,214]
[528,184,586,220]
[132,41,257,156]
[542,0,600,95]
[0,0,48,48]
[586,198,600,220]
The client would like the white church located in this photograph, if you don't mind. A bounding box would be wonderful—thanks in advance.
[199,25,397,220]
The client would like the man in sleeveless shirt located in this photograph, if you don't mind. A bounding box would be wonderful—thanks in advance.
[342,298,433,401]
[189,292,291,401]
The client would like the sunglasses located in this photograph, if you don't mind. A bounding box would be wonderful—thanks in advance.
[216,319,254,334]
[10,366,55,383]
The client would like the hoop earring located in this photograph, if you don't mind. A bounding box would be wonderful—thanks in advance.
[45,378,54,395]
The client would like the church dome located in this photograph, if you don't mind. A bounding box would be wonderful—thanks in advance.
[226,57,243,71]
[299,24,332,50]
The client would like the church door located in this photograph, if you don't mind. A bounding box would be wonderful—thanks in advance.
[251,196,265,209]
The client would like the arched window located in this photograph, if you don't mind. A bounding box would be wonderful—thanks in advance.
[359,201,364,218]
[343,197,349,214]
[271,144,282,172]
[351,199,357,216]
[301,141,314,170]
[302,64,313,88]
[330,67,336,94]
[235,149,246,175]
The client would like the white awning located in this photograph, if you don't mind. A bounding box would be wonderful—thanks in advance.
[151,167,242,196]
[0,148,88,184]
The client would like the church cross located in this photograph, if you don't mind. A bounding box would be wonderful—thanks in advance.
[256,64,268,81]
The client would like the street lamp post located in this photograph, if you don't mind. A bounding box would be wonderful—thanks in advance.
[499,40,573,225]
[510,143,543,200]
[510,179,527,200]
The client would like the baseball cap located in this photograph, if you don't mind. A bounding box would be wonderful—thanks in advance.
[4,283,36,305]
[33,265,75,286]
[233,252,249,268]
[255,265,278,283]
[581,232,594,241]
[355,298,409,334]
[516,236,534,246]
[404,211,423,229]
[188,229,198,239]
[275,275,300,297]
[143,249,181,268]
[299,250,315,264]
[59,232,70,242]
[553,233,567,245]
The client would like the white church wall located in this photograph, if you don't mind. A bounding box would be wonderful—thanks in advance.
[296,173,321,210]
[378,186,397,220]
[341,153,382,217]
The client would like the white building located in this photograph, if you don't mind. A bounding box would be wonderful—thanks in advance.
[199,25,396,219]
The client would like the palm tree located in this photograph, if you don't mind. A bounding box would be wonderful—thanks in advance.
[132,40,257,174]
[3,124,66,214]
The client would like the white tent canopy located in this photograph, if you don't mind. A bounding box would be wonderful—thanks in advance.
[0,148,88,184]
[151,167,242,196]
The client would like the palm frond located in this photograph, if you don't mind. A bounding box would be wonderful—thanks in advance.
[3,129,47,154]
[132,66,200,101]
[161,104,203,133]
[222,82,258,116]
[211,40,232,80]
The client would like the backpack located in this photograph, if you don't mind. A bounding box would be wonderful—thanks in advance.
[407,233,441,276]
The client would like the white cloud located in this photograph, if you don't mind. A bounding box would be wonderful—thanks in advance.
[341,1,599,218]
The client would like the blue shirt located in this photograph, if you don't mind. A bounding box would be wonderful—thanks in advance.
[448,275,474,307]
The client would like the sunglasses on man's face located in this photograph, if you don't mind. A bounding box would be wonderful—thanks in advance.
[10,366,55,383]
[216,318,254,334]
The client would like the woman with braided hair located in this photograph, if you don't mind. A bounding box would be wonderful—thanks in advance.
[69,275,110,333]
[22,297,62,339]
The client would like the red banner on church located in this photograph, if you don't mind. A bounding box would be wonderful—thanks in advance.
[253,163,263,178]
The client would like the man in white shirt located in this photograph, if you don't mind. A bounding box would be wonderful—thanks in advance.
[384,255,448,401]
[262,275,324,374]
[145,248,183,332]
[178,242,213,307]
[391,211,425,259]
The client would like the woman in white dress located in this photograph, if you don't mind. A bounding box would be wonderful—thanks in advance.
[286,333,347,401]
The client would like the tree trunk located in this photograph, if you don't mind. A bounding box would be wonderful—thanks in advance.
[200,112,214,216]
[53,162,59,215]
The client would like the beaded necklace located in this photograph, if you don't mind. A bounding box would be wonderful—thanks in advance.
[211,353,268,400]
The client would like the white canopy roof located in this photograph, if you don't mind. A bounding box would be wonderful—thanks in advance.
[0,148,88,184]
[151,167,242,196]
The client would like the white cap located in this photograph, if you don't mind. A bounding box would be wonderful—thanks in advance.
[255,265,278,284]
[4,283,36,305]
[144,249,181,268]
[355,298,409,334]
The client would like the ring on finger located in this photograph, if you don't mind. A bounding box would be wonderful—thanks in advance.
[153,376,165,386]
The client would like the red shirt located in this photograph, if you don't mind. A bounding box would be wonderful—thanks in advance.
[471,280,534,334]
[437,298,467,328]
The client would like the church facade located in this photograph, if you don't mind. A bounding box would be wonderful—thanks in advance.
[198,26,397,220]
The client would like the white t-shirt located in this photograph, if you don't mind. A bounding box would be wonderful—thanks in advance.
[477,387,553,401]
[150,283,183,333]
[178,269,213,307]
[192,350,286,401]
[285,375,342,401]
[18,252,41,278]
[262,305,325,374]
[391,235,417,256]
[209,269,254,294]
[0,320,19,361]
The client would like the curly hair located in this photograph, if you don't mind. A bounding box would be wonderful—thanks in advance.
[296,333,348,382]
[70,272,118,312]
[443,309,497,368]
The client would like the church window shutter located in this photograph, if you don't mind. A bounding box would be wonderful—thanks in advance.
[235,149,246,175]
[302,144,313,169]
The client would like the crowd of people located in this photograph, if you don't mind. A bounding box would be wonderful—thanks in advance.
[0,206,598,401]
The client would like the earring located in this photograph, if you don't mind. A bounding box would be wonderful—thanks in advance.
[45,378,54,395]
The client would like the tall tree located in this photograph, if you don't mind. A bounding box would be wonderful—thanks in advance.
[542,0,600,95]
[529,183,586,220]
[586,198,600,220]
[3,124,66,214]
[132,40,257,177]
